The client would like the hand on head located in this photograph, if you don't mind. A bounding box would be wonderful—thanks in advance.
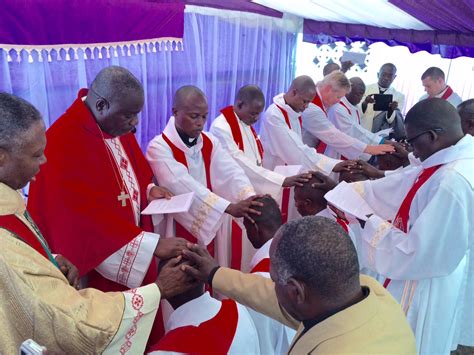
[155,255,200,299]
[309,171,338,191]
[154,237,189,259]
[181,243,219,283]
[225,195,264,223]
[332,160,357,173]
[282,172,312,187]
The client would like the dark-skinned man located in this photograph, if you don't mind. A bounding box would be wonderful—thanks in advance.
[0,92,195,353]
[147,86,262,272]
[458,99,474,136]
[27,66,186,343]
[328,98,474,354]
[361,63,405,132]
[181,216,416,354]
[326,77,388,161]
[147,258,260,354]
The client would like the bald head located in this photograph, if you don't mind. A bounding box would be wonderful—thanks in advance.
[172,86,208,139]
[346,77,366,106]
[405,98,464,161]
[323,63,341,77]
[90,66,143,103]
[234,85,265,125]
[458,99,474,136]
[284,76,316,113]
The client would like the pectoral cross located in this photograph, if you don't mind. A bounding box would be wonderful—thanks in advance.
[118,190,130,207]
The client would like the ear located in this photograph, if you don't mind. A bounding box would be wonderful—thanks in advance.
[172,107,178,118]
[95,98,108,114]
[236,100,244,110]
[287,278,306,305]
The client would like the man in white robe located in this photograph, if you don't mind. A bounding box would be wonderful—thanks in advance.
[147,259,260,354]
[302,71,393,161]
[329,98,473,354]
[147,86,261,271]
[327,77,386,161]
[420,66,462,107]
[243,195,296,354]
[361,63,405,132]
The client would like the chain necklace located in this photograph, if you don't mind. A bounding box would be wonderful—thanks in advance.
[97,125,130,207]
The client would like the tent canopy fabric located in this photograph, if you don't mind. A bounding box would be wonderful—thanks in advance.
[251,0,474,58]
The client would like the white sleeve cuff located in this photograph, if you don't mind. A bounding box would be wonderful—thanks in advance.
[95,232,160,288]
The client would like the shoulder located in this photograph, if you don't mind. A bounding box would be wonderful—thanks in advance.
[210,114,230,132]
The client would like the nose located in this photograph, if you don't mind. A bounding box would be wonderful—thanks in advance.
[40,154,47,165]
[130,115,139,126]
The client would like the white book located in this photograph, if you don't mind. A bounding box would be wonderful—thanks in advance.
[341,51,367,65]
[141,192,195,215]
[274,165,303,177]
[324,181,374,221]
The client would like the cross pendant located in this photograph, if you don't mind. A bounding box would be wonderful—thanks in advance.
[117,190,130,207]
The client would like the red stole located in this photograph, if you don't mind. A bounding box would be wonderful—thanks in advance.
[162,132,243,270]
[274,104,301,223]
[383,164,443,288]
[441,86,454,100]
[220,106,264,161]
[27,88,157,290]
[339,100,360,124]
[150,299,239,354]
[251,257,270,273]
[0,214,53,262]
[312,93,328,154]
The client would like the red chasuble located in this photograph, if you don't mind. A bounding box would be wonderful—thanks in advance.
[149,299,239,354]
[27,89,157,291]
[220,106,264,160]
[383,165,443,288]
[311,93,328,154]
[162,132,243,270]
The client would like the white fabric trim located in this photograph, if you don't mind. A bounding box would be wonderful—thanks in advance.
[96,231,160,288]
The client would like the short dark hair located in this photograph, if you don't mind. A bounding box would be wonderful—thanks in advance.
[295,174,329,202]
[250,195,282,230]
[405,97,461,132]
[421,67,445,81]
[236,85,265,105]
[323,63,340,77]
[0,92,42,151]
[90,66,143,103]
[458,99,474,121]
[273,216,359,300]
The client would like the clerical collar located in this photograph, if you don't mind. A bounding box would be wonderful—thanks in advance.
[177,128,198,147]
[378,85,389,94]
[301,286,370,336]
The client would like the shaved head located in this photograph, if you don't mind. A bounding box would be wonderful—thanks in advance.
[323,63,341,77]
[289,75,316,93]
[236,85,265,105]
[349,77,365,92]
[173,85,206,110]
[90,66,143,104]
[346,77,366,106]
[458,99,474,136]
[294,175,329,216]
[284,76,316,113]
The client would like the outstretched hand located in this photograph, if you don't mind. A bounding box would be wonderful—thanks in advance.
[364,143,395,156]
[225,195,264,223]
[55,254,80,289]
[332,160,357,173]
[181,243,219,283]
[282,172,312,187]
[310,171,338,191]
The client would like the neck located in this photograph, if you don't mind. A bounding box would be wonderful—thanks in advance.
[434,85,448,97]
[176,126,198,147]
[168,287,205,310]
[283,93,298,113]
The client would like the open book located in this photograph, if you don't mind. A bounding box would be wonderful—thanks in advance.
[324,181,374,221]
[142,192,194,215]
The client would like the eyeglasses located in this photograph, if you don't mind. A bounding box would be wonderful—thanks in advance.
[406,128,444,145]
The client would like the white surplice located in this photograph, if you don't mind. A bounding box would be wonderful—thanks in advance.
[96,137,159,288]
[146,117,256,269]
[149,292,260,355]
[259,93,340,174]
[301,90,368,160]
[361,83,405,131]
[331,134,474,354]
[249,239,296,355]
[210,112,286,199]
[326,96,384,161]
[419,86,463,107]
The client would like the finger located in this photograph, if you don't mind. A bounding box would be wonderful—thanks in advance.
[247,208,262,215]
[181,264,205,280]
[249,200,264,207]
[244,214,256,224]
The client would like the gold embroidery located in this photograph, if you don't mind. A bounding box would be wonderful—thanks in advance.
[237,186,254,201]
[352,182,365,197]
[191,193,220,236]
[368,221,391,267]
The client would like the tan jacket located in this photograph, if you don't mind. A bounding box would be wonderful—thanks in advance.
[213,268,416,354]
[0,183,124,354]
